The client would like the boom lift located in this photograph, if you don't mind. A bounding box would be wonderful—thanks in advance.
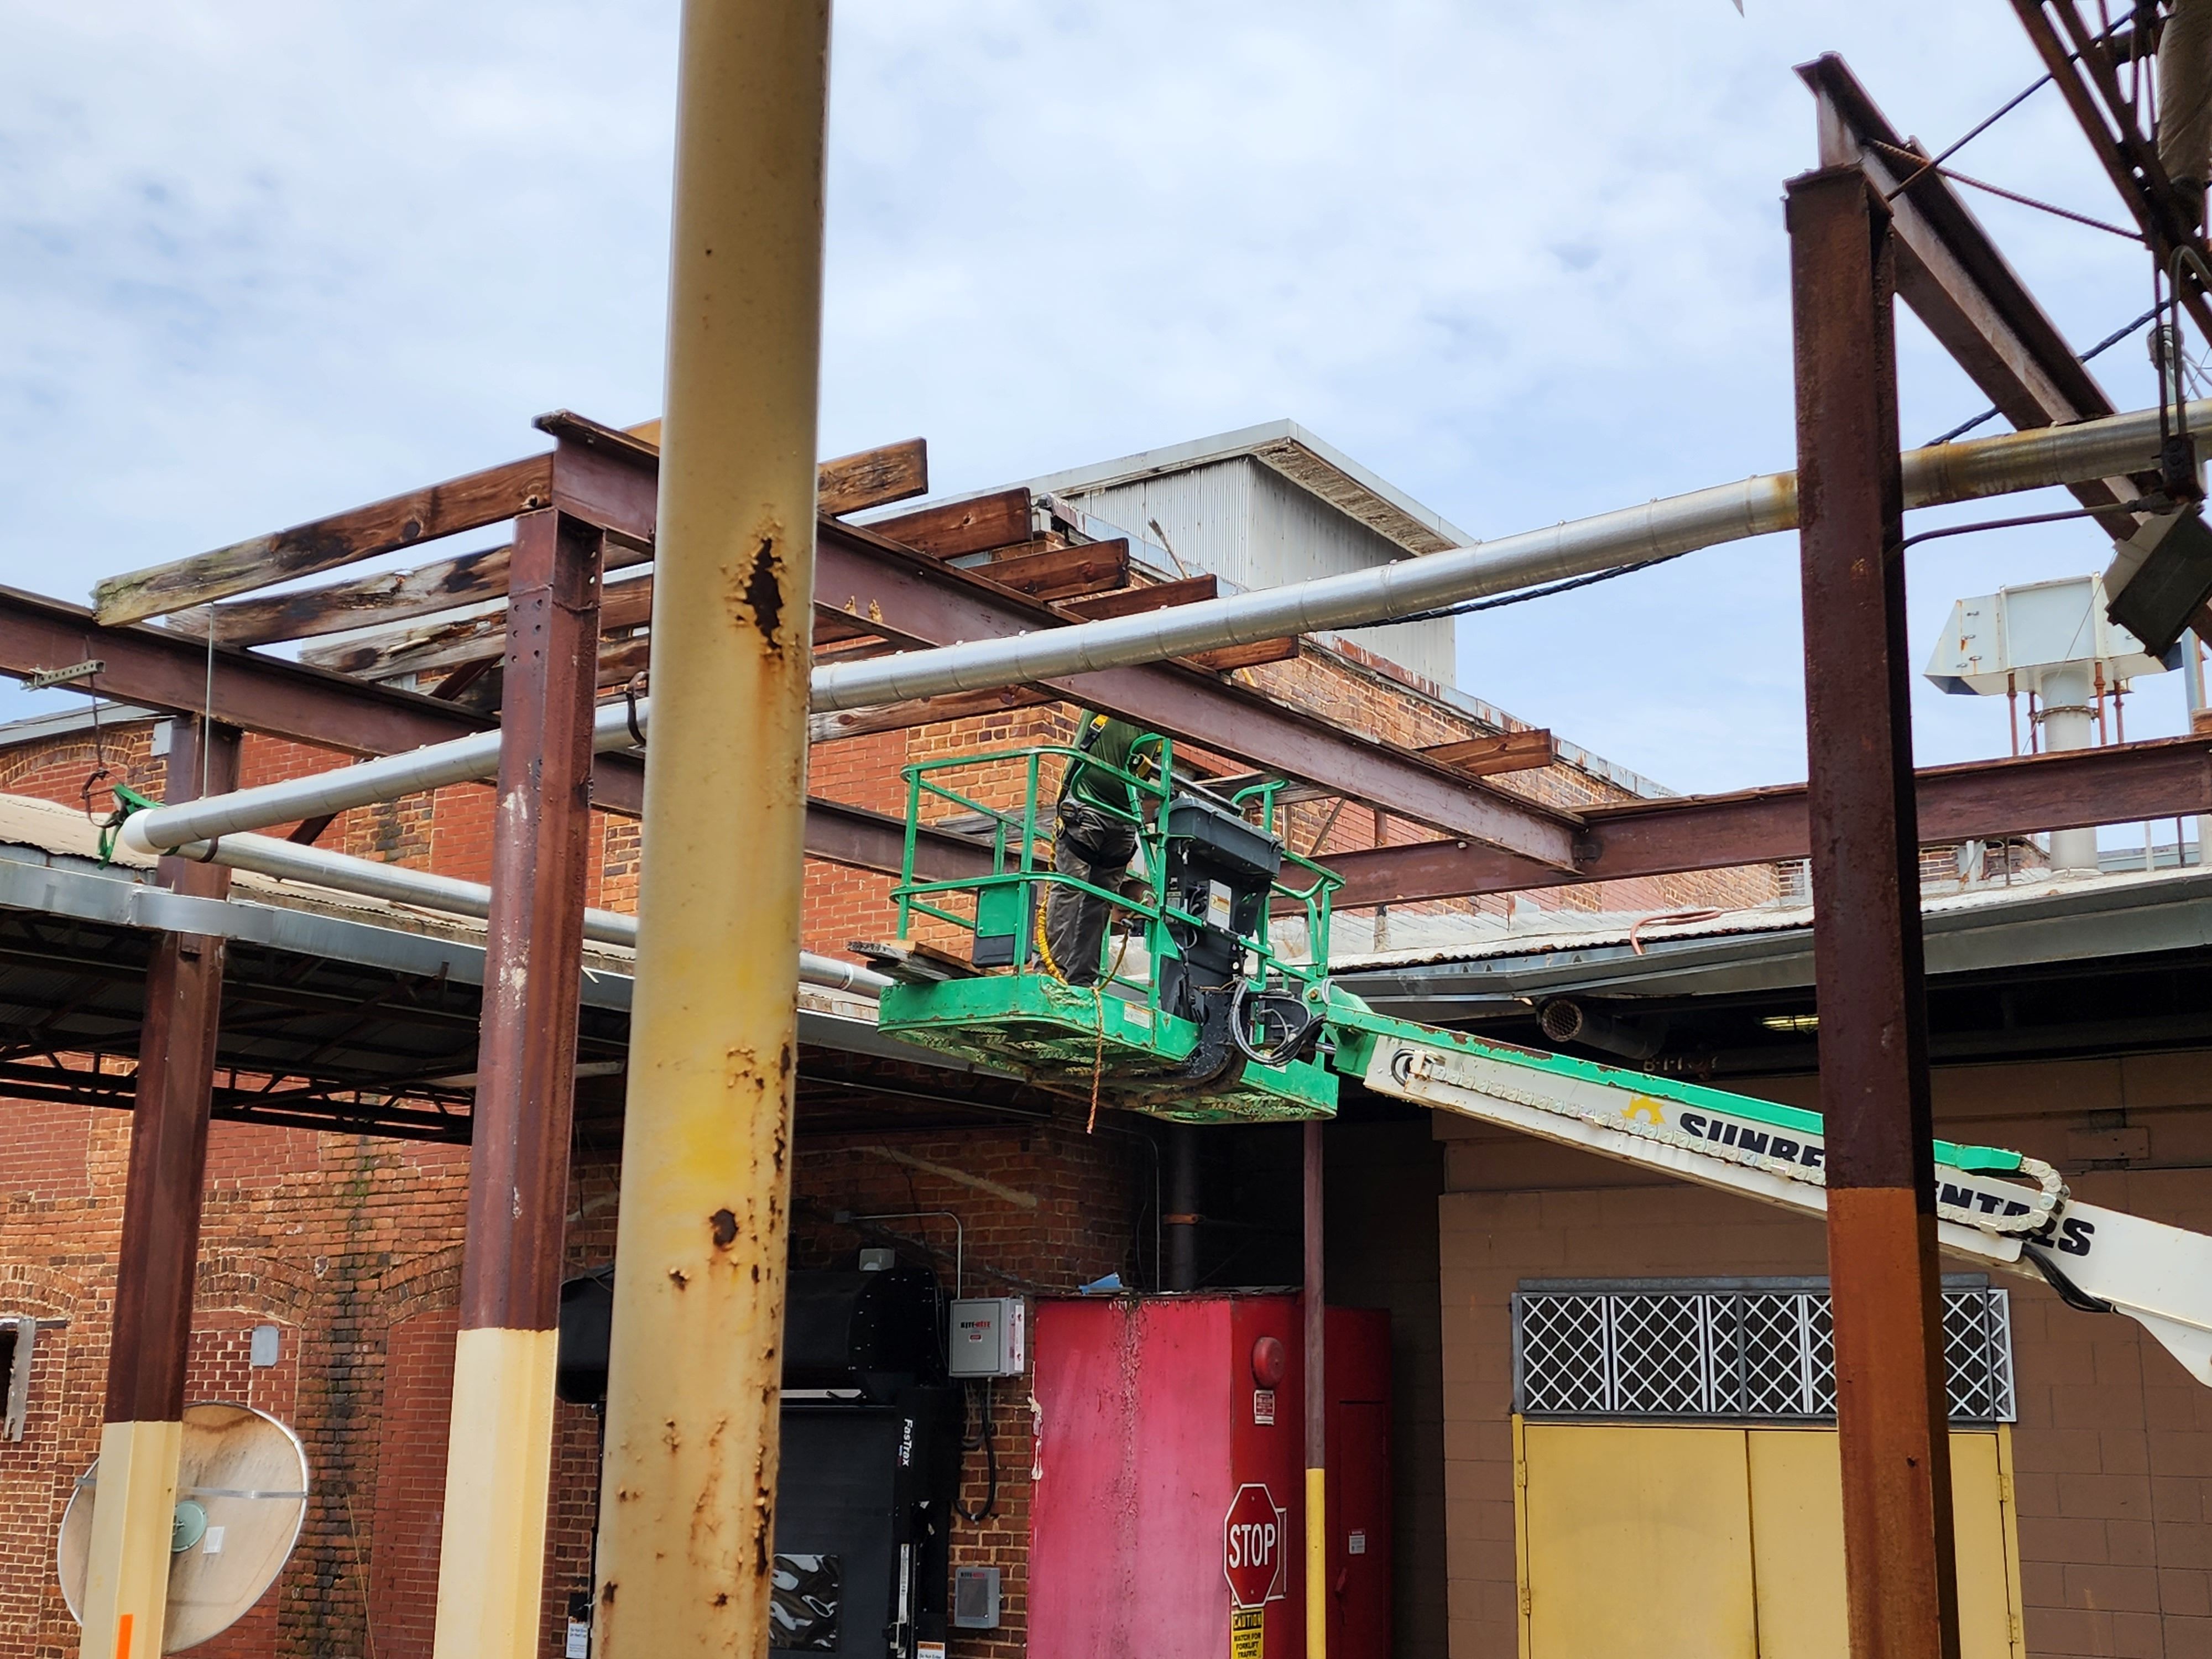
[868,740,2212,1386]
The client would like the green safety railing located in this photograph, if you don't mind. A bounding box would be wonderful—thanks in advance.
[893,739,1341,1018]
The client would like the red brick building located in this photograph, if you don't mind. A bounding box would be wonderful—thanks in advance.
[24,424,2183,1659]
[0,440,1775,1659]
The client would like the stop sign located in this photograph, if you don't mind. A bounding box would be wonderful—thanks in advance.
[1222,1483,1285,1608]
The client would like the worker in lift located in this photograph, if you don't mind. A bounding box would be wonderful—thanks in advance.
[1041,709,1155,985]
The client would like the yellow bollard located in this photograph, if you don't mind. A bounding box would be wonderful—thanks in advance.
[591,1,831,1654]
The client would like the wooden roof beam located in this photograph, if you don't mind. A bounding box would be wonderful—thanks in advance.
[93,425,928,629]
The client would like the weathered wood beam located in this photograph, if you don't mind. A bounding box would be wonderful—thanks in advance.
[309,533,1140,684]
[622,422,928,518]
[1056,573,1219,619]
[97,434,929,632]
[1183,638,1299,673]
[173,539,656,648]
[95,456,557,628]
[816,439,930,517]
[863,488,1032,559]
[972,539,1129,603]
[1420,727,1558,778]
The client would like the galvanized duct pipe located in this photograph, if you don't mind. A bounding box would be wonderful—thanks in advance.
[171,829,890,994]
[811,398,2212,712]
[1537,997,1667,1062]
[119,395,2212,856]
[2164,0,2212,228]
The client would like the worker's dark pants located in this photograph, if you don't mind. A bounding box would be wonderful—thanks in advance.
[1043,800,1136,985]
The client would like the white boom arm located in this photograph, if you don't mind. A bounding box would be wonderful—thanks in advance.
[1347,1020,2212,1385]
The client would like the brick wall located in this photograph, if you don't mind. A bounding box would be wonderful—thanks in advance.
[1434,1051,2212,1659]
[0,1100,472,1659]
[369,1308,460,1659]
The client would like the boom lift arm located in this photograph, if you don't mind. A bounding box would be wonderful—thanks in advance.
[869,740,2212,1385]
[1336,1003,2212,1386]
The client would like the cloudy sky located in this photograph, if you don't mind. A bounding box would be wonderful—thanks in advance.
[0,1,2187,812]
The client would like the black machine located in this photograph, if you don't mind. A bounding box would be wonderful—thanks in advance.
[557,1259,961,1659]
[1156,792,1323,1081]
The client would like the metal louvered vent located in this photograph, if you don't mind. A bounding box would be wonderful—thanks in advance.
[1514,1278,2013,1425]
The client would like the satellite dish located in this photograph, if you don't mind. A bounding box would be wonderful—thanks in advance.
[58,1402,310,1652]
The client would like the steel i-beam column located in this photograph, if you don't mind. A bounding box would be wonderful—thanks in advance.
[431,508,604,1659]
[1303,1119,1326,1659]
[1787,165,1962,1659]
[592,0,830,1652]
[81,716,241,1659]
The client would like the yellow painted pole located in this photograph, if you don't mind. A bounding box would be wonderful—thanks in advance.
[1304,1119,1327,1659]
[591,0,830,1653]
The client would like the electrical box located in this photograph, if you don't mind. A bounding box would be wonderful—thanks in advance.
[953,1565,1001,1629]
[947,1298,1026,1379]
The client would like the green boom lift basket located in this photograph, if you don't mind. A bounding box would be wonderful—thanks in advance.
[876,739,1342,1124]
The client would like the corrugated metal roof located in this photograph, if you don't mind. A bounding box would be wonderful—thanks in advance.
[0,791,1017,1141]
[1331,864,2212,1010]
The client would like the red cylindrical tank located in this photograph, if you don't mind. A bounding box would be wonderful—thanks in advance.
[1029,1293,1390,1659]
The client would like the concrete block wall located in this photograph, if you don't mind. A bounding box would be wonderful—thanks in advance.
[1434,1052,2212,1659]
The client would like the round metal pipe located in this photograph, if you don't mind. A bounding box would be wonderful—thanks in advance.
[119,727,508,856]
[808,397,2212,713]
[2036,665,2102,872]
[118,395,2211,855]
[1538,997,1666,1062]
[177,830,888,993]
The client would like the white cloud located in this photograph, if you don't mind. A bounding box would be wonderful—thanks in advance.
[0,0,2188,792]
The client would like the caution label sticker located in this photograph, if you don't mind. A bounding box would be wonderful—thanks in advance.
[1231,1606,1265,1659]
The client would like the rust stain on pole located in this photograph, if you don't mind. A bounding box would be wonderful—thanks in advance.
[1787,164,1961,1659]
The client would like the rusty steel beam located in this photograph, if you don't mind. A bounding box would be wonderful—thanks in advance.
[0,584,500,757]
[813,522,1583,873]
[2011,1,2212,338]
[0,585,979,881]
[432,510,603,1656]
[1319,734,2212,906]
[1790,166,1960,1659]
[1801,54,2147,538]
[804,796,994,883]
[82,717,242,1659]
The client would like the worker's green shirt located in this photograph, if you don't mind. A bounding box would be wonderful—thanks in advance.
[1062,714,1146,818]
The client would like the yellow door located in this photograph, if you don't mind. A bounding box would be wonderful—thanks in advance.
[1745,1430,2024,1659]
[1517,1421,1758,1659]
[1516,1420,2026,1659]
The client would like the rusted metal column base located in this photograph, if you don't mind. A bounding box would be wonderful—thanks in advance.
[1829,1189,1957,1651]
[1787,164,1960,1659]
[82,718,241,1659]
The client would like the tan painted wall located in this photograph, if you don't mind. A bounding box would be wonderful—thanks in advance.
[1437,1050,2212,1659]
